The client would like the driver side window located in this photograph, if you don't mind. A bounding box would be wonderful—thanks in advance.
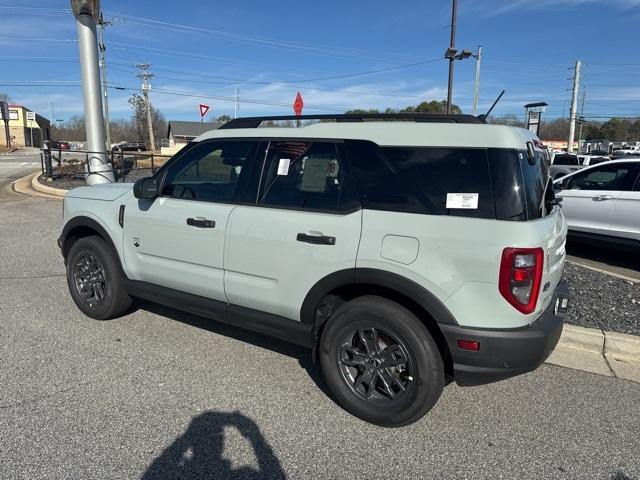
[161,140,256,203]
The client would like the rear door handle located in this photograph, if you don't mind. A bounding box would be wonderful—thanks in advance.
[593,195,613,201]
[186,217,216,228]
[296,232,336,245]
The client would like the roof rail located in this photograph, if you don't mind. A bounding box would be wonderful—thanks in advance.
[218,113,484,129]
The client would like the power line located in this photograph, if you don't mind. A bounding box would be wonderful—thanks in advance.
[106,11,423,63]
[108,62,443,100]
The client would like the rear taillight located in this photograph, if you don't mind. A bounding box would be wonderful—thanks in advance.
[499,248,544,314]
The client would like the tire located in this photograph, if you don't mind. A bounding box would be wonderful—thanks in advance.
[319,296,445,427]
[66,235,132,320]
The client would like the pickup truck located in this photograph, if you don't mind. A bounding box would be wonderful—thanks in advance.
[550,153,583,180]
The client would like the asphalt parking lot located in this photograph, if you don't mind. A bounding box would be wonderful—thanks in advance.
[1,180,640,479]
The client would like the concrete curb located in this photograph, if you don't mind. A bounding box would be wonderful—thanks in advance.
[31,173,68,197]
[12,171,59,199]
[558,325,604,353]
[549,323,640,383]
[604,331,640,361]
[557,324,640,359]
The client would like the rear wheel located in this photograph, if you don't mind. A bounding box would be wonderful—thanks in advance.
[319,296,445,427]
[66,235,132,320]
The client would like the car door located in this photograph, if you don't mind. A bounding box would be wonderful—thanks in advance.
[224,139,362,322]
[557,162,638,235]
[609,162,640,241]
[123,139,259,303]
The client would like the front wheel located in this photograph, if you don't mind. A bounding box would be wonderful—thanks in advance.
[319,296,445,427]
[66,235,132,320]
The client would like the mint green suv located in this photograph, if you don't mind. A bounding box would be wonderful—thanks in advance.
[59,114,569,427]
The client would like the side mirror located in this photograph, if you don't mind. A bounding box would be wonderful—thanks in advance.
[133,177,159,199]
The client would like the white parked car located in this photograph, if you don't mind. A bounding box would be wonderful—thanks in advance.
[554,159,640,247]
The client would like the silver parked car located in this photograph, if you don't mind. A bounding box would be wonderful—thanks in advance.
[554,159,640,247]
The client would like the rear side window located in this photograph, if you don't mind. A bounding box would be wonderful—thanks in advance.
[346,141,495,219]
[256,141,357,212]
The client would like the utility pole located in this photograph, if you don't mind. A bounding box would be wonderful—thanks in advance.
[97,14,111,149]
[567,60,581,154]
[71,0,115,185]
[136,63,155,151]
[445,0,458,114]
[577,87,586,153]
[234,85,240,119]
[472,45,482,116]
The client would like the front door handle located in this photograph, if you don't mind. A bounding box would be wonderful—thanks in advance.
[187,217,216,228]
[593,195,613,201]
[296,232,336,245]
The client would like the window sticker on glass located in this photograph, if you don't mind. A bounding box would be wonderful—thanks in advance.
[277,158,290,176]
[446,193,479,209]
[300,157,329,193]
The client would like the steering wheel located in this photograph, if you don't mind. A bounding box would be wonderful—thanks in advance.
[172,184,196,199]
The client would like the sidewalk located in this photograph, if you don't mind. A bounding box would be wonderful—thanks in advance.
[0,147,41,156]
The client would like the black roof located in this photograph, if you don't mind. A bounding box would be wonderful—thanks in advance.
[219,113,484,129]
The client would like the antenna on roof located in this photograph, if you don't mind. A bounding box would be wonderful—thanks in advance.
[477,90,505,122]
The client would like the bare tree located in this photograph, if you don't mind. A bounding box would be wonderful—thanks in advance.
[128,94,166,148]
[0,92,11,103]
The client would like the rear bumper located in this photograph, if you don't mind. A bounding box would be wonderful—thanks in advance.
[441,281,569,386]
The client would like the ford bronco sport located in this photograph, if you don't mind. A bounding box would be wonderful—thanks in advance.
[59,113,569,427]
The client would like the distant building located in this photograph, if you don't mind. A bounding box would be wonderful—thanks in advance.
[0,105,51,148]
[542,140,579,152]
[163,121,220,155]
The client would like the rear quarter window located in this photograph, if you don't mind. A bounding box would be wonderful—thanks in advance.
[519,149,549,219]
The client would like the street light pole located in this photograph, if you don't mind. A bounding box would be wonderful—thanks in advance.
[71,0,114,185]
[97,15,111,149]
[472,46,482,116]
[446,0,458,114]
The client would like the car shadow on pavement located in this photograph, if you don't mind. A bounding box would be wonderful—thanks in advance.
[141,410,287,480]
[134,300,333,398]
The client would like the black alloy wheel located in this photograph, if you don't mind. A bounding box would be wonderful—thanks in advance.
[338,327,414,403]
[72,254,107,308]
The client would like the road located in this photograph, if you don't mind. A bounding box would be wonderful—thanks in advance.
[0,153,41,192]
[1,181,639,479]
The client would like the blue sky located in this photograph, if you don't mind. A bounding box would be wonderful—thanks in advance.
[2,0,640,123]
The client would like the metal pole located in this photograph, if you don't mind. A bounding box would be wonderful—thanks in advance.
[136,64,155,151]
[567,60,581,154]
[577,88,586,153]
[75,11,114,184]
[234,85,239,119]
[446,0,457,115]
[472,46,482,116]
[144,88,155,151]
[98,18,111,149]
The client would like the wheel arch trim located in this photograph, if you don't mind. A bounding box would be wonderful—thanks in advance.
[59,216,124,273]
[300,268,459,326]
